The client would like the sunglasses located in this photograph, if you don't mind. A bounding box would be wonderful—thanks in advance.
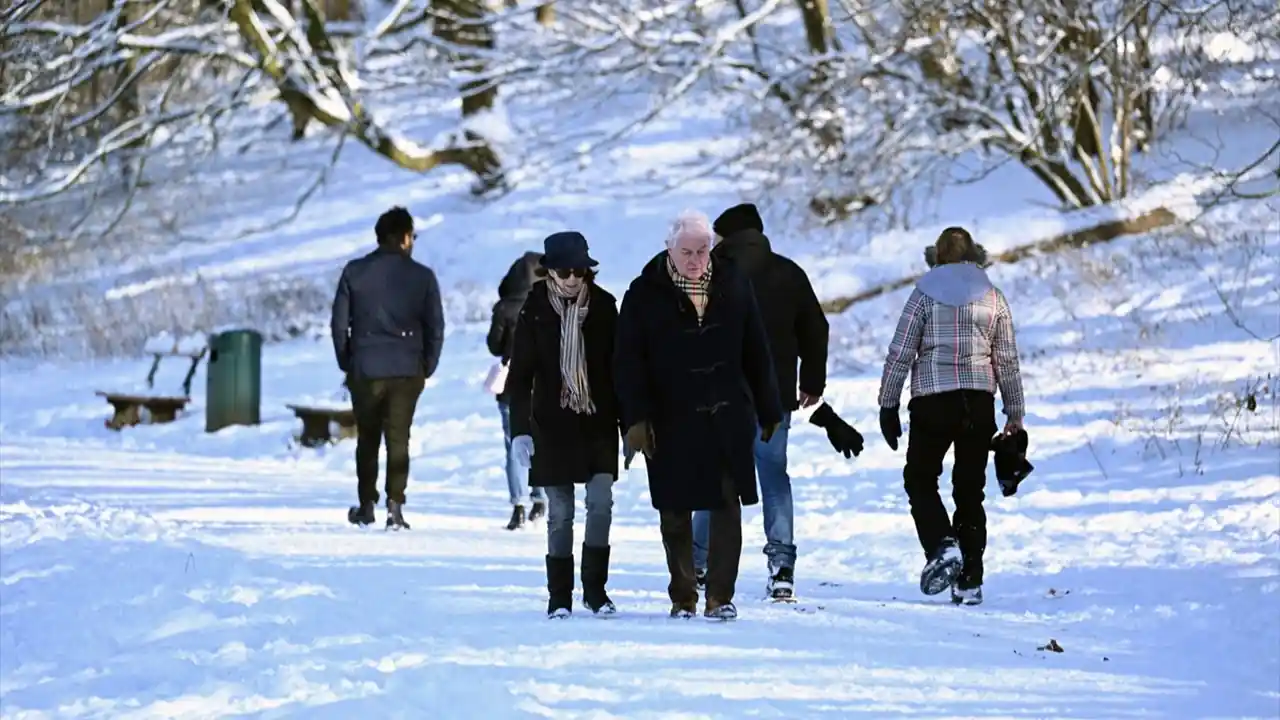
[552,268,588,279]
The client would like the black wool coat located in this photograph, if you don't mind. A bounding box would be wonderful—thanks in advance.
[507,282,622,487]
[614,252,784,511]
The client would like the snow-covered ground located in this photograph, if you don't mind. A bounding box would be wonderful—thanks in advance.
[3,13,1279,712]
[2,189,1277,716]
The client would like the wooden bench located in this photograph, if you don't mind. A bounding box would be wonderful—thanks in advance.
[286,404,357,447]
[96,345,207,430]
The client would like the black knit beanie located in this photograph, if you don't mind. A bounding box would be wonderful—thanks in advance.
[713,203,764,238]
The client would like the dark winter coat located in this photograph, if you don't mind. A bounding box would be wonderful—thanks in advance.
[614,252,784,511]
[712,229,828,411]
[486,251,543,401]
[507,281,622,487]
[331,246,445,380]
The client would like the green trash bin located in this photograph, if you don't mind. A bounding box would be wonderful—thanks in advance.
[205,328,263,432]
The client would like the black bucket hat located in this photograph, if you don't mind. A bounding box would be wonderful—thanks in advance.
[540,231,598,270]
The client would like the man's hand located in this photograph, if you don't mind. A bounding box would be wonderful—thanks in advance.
[798,392,820,409]
[879,406,902,451]
[624,422,655,468]
[1002,418,1023,435]
[760,420,783,443]
[512,435,534,469]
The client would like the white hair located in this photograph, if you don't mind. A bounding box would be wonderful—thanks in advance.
[664,209,714,249]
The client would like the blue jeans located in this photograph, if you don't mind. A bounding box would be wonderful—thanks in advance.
[694,413,794,572]
[498,399,544,507]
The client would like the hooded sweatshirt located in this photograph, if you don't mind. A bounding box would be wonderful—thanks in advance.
[877,262,1025,421]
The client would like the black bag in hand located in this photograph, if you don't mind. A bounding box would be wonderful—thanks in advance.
[991,428,1034,496]
[809,403,865,459]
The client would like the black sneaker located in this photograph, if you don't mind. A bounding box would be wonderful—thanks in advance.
[695,568,707,589]
[347,502,375,526]
[506,504,526,530]
[767,565,795,602]
[386,499,411,530]
[528,501,546,522]
[920,538,963,595]
[951,585,983,606]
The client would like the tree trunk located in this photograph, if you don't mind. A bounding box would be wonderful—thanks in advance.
[535,3,554,26]
[794,0,832,55]
[432,0,504,189]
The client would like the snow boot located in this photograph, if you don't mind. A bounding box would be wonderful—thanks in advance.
[951,585,983,606]
[386,499,410,530]
[528,501,546,523]
[581,544,616,616]
[920,537,963,596]
[766,563,795,602]
[506,504,526,530]
[348,502,375,526]
[695,567,707,590]
[546,554,574,618]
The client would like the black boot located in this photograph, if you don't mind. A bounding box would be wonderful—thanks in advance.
[546,555,574,618]
[506,504,526,530]
[386,499,410,530]
[581,545,616,616]
[528,500,546,523]
[348,501,375,526]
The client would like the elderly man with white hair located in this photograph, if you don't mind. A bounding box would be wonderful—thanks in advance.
[614,209,784,621]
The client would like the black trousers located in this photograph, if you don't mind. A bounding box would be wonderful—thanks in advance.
[659,475,742,607]
[904,390,997,588]
[350,375,425,506]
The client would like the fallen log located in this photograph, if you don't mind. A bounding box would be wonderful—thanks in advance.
[820,207,1180,314]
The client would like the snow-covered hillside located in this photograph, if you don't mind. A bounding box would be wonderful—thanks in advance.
[2,186,1277,716]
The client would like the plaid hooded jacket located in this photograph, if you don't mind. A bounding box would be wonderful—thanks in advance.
[877,262,1025,421]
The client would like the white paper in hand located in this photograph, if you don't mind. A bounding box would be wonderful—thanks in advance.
[483,361,508,394]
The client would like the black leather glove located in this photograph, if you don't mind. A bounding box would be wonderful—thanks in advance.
[808,403,864,459]
[879,406,902,451]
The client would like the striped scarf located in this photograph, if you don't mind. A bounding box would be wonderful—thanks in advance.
[667,255,713,321]
[546,280,595,414]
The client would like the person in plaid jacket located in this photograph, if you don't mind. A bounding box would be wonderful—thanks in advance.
[877,226,1025,607]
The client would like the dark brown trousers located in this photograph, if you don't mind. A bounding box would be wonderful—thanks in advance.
[659,475,742,607]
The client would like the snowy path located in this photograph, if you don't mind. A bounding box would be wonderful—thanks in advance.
[2,326,1278,717]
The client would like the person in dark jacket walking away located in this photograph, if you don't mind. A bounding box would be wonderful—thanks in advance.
[689,202,830,602]
[332,206,445,530]
[486,251,547,530]
[615,209,784,621]
[877,227,1025,606]
[506,231,622,618]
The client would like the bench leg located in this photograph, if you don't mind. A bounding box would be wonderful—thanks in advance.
[337,420,358,442]
[298,416,332,448]
[106,403,141,430]
[147,405,181,424]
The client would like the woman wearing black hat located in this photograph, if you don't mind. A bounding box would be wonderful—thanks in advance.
[505,231,623,618]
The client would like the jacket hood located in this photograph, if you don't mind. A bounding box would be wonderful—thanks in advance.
[712,229,771,275]
[915,263,994,306]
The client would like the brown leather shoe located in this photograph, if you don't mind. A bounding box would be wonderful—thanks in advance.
[669,601,697,619]
[703,598,737,620]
